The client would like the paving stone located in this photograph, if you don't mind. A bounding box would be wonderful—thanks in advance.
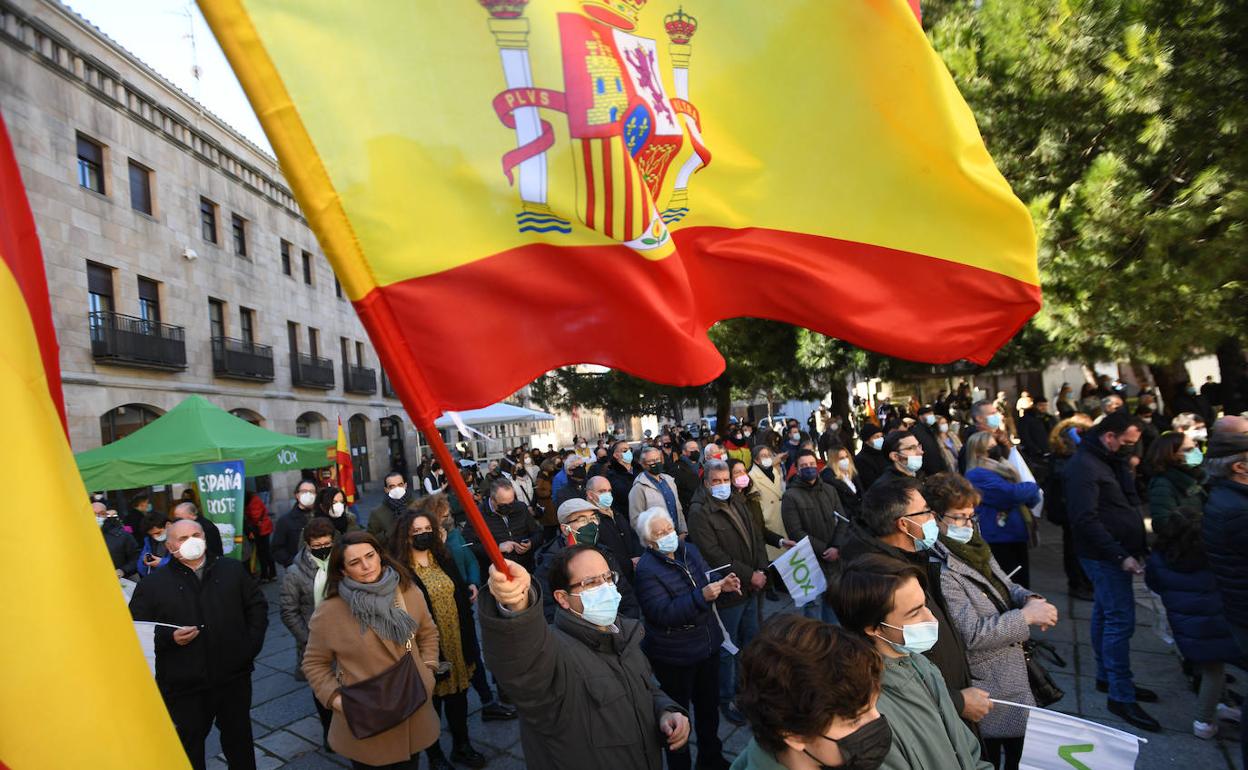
[277,752,350,770]
[251,688,318,730]
[252,670,306,706]
[257,730,318,761]
[284,715,327,746]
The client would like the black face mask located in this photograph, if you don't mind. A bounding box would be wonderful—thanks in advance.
[805,714,893,770]
[646,462,664,475]
[309,545,333,561]
[411,532,436,551]
[687,451,701,463]
[569,466,587,481]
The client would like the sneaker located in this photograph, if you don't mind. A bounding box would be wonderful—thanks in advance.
[1193,720,1217,739]
[450,744,488,768]
[1216,702,1242,723]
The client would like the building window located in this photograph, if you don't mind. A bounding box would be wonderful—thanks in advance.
[200,197,218,243]
[287,321,300,355]
[308,327,320,358]
[137,277,161,326]
[355,340,366,366]
[231,214,248,257]
[239,307,255,344]
[208,298,225,339]
[301,250,313,285]
[128,160,152,214]
[340,337,350,371]
[334,277,343,299]
[280,240,292,276]
[87,261,114,315]
[76,133,105,194]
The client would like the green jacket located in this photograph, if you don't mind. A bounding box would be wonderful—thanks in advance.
[877,653,991,770]
[729,740,787,770]
[1147,467,1206,534]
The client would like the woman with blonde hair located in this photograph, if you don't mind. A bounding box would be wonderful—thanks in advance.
[819,444,863,522]
[964,431,1041,587]
[934,414,962,472]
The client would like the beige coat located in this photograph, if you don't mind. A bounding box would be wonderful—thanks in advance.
[303,584,441,766]
[749,464,787,560]
[628,472,687,534]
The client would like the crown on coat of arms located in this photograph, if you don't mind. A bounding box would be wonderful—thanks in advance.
[664,7,697,44]
[478,0,529,19]
[580,0,647,31]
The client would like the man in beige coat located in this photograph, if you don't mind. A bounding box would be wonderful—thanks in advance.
[629,446,687,534]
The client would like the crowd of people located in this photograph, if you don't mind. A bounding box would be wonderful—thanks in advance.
[105,376,1248,770]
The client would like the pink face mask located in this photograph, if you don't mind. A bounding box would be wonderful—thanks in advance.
[732,475,750,489]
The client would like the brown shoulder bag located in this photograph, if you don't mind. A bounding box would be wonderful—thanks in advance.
[337,591,428,739]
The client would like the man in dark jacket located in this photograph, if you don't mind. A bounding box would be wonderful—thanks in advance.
[271,479,318,567]
[465,478,544,573]
[367,471,414,548]
[686,459,769,726]
[96,501,139,578]
[838,477,987,728]
[854,424,888,490]
[534,498,640,623]
[1201,430,1248,761]
[587,474,640,579]
[480,546,690,770]
[129,519,268,770]
[1018,396,1056,482]
[912,405,950,476]
[123,493,153,546]
[1063,411,1159,731]
[672,440,702,512]
[780,449,845,623]
[604,440,637,518]
[871,430,926,490]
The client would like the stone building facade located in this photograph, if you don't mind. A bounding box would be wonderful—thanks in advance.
[0,0,429,503]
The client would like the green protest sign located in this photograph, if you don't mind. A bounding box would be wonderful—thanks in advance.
[194,459,245,560]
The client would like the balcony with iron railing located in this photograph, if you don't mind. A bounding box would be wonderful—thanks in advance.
[211,337,275,382]
[88,311,186,371]
[290,352,335,390]
[344,364,378,395]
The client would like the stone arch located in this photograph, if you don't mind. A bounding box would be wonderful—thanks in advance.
[99,402,164,445]
[295,411,329,440]
[229,407,265,426]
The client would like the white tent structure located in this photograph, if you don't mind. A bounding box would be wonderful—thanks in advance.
[435,403,557,461]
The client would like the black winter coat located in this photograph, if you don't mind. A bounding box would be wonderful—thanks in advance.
[839,525,972,717]
[533,535,640,623]
[411,549,482,667]
[686,487,768,608]
[854,446,889,491]
[780,478,847,580]
[911,421,950,476]
[272,504,312,567]
[101,517,139,577]
[1064,437,1146,563]
[129,555,268,695]
[1202,478,1248,626]
[606,461,637,521]
[672,457,701,513]
[465,502,543,573]
[819,470,863,523]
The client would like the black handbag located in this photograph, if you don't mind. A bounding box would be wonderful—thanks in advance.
[973,575,1065,707]
[336,592,428,739]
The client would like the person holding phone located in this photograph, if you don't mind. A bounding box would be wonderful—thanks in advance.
[635,507,739,770]
[465,478,543,574]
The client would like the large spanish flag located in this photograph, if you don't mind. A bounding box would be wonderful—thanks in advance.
[201,0,1038,424]
[0,114,188,768]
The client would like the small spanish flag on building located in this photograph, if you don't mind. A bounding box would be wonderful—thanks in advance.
[336,416,356,504]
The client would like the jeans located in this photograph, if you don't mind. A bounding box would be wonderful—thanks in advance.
[652,655,723,770]
[717,596,760,703]
[1079,557,1136,702]
[799,592,839,624]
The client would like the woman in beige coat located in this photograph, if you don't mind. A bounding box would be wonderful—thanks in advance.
[303,531,444,769]
[747,446,786,562]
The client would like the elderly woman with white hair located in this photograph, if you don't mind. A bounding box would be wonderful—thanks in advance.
[633,506,740,770]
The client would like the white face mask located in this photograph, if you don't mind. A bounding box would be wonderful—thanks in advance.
[922,414,936,425]
[297,491,316,507]
[870,437,885,451]
[152,532,167,542]
[387,486,406,500]
[330,501,346,518]
[837,458,851,472]
[96,516,107,527]
[177,536,206,561]
[1188,428,1208,442]
[938,423,950,433]
[759,457,774,469]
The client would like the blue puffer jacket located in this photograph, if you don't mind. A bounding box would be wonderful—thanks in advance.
[965,467,1040,545]
[634,541,722,667]
[1145,551,1244,663]
[1202,479,1248,626]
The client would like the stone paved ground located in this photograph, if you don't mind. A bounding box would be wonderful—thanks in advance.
[204,496,1244,769]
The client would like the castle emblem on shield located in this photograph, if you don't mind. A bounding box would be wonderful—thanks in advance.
[478,0,711,256]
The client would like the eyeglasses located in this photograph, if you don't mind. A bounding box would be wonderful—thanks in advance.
[571,571,618,592]
[941,512,979,526]
[900,508,935,519]
[565,513,599,529]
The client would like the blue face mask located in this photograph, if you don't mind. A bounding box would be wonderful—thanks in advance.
[1066,427,1082,445]
[709,483,731,500]
[986,414,1003,430]
[620,450,634,464]
[798,466,819,482]
[655,532,679,553]
[944,523,974,544]
[905,517,939,551]
[1184,447,1203,467]
[597,491,613,509]
[570,582,622,627]
[905,454,923,473]
[876,620,939,655]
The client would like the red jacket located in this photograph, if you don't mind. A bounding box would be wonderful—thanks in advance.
[245,495,274,536]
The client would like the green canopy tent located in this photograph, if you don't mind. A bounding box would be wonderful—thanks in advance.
[75,395,335,490]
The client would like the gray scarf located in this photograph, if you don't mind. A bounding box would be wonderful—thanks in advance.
[336,567,418,645]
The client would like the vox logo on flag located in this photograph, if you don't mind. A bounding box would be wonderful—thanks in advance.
[771,537,826,608]
[479,0,711,255]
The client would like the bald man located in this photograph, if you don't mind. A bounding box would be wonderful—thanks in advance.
[129,518,268,770]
